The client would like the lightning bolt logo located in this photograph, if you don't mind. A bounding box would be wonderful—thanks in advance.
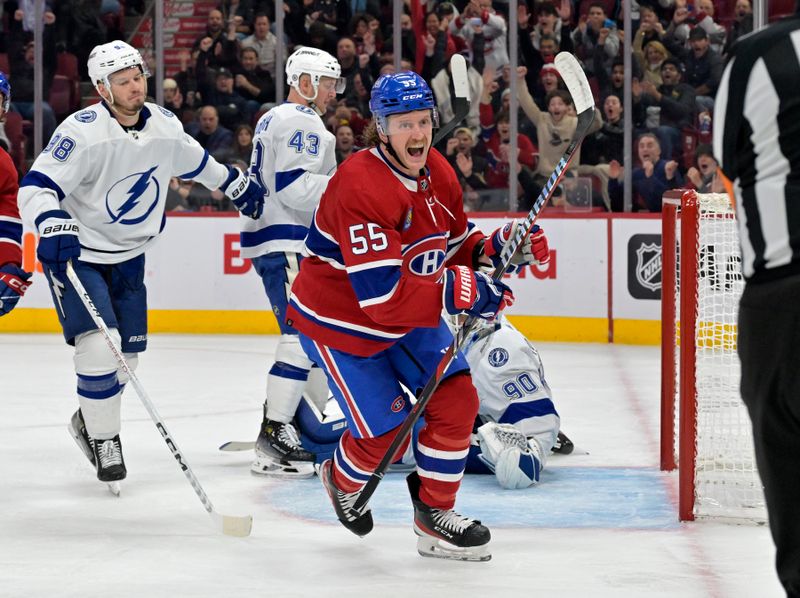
[106,167,160,225]
[49,270,67,318]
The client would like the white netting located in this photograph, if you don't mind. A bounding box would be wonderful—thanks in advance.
[676,193,766,521]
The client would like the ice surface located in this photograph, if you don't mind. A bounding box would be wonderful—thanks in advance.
[0,334,781,597]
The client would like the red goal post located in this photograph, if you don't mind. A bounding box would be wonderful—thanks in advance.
[660,189,766,523]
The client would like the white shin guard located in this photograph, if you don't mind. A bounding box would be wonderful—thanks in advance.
[265,334,314,423]
[73,330,134,440]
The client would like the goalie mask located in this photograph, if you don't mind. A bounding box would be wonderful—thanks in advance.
[88,41,150,105]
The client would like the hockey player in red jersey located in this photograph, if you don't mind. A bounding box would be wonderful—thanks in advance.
[0,71,31,317]
[286,71,549,561]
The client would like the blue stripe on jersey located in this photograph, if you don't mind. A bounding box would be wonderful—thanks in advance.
[499,398,559,426]
[177,150,210,179]
[240,224,309,249]
[348,265,401,303]
[269,361,310,381]
[0,220,22,243]
[289,298,400,343]
[305,222,344,265]
[20,170,66,201]
[77,372,120,400]
[414,449,468,475]
[275,168,305,192]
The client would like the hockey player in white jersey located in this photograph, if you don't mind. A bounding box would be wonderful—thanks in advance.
[16,41,265,493]
[242,47,344,478]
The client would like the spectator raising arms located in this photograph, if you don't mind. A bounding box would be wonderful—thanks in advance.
[515,66,602,198]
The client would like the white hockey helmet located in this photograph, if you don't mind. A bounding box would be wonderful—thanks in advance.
[88,41,150,94]
[285,46,345,100]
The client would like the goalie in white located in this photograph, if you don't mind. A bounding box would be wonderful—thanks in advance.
[463,314,560,489]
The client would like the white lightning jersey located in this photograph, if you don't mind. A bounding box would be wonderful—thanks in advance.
[18,102,230,264]
[241,102,336,257]
[463,317,560,452]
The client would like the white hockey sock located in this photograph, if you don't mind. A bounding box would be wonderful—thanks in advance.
[79,392,122,440]
[265,335,314,423]
[265,361,309,422]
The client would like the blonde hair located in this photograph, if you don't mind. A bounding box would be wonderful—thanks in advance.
[362,120,381,147]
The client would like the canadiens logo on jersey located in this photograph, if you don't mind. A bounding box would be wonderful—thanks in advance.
[106,166,160,225]
[402,235,446,279]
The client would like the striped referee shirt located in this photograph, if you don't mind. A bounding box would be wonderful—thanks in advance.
[714,16,800,283]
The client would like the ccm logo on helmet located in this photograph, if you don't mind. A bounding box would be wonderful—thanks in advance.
[403,93,423,100]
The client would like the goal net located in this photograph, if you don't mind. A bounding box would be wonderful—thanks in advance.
[660,190,766,522]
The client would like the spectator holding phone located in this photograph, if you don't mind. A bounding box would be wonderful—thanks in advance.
[664,0,726,56]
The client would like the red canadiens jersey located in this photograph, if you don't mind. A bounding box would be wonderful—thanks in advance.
[0,148,22,267]
[287,146,484,357]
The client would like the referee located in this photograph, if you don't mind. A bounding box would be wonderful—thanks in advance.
[714,9,800,597]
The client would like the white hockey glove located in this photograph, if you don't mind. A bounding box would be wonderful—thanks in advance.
[476,422,544,489]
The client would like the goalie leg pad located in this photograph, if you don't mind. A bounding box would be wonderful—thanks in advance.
[477,422,543,489]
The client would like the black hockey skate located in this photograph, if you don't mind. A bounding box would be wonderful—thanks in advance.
[552,431,574,454]
[319,459,373,537]
[407,471,491,562]
[68,409,126,495]
[252,409,316,478]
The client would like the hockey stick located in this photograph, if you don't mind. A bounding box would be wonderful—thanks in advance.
[65,261,253,537]
[219,440,255,452]
[349,53,595,518]
[432,53,470,146]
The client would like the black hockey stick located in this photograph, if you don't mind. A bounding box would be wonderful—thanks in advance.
[432,54,470,146]
[65,261,253,537]
[348,53,595,518]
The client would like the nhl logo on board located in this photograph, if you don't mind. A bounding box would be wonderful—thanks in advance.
[488,348,509,367]
[391,396,406,412]
[627,234,662,300]
[635,242,661,292]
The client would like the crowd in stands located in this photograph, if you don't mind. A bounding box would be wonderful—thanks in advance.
[0,0,778,212]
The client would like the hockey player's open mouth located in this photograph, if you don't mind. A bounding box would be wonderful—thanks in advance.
[407,146,425,157]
